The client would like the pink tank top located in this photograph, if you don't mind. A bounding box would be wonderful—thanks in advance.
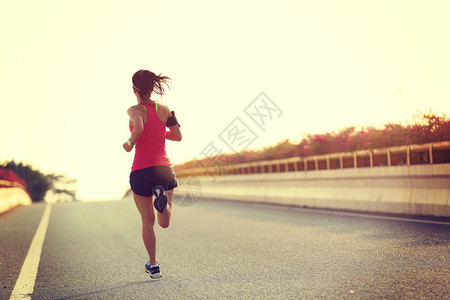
[130,102,172,171]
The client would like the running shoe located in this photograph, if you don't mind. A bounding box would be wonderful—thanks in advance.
[145,260,162,279]
[152,185,168,213]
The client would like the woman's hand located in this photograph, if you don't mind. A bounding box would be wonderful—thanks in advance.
[123,142,133,152]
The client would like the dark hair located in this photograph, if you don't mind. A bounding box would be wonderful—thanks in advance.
[132,70,171,103]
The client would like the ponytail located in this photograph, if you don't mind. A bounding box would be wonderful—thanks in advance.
[132,70,171,103]
[152,73,171,97]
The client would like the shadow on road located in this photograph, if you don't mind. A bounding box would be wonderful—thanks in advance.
[56,280,156,300]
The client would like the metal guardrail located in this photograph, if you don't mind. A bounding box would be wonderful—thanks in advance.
[176,141,450,178]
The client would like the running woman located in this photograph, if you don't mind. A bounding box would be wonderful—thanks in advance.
[123,69,182,279]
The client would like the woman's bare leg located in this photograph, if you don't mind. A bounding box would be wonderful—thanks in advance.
[157,189,173,228]
[133,192,158,265]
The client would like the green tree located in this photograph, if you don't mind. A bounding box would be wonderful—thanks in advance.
[1,161,50,202]
[0,161,77,202]
[46,173,77,202]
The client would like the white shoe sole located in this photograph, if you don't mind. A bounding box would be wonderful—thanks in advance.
[145,269,162,279]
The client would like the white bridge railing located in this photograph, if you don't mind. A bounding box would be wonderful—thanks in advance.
[176,141,450,178]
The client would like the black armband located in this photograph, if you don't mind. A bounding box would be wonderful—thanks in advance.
[166,111,180,127]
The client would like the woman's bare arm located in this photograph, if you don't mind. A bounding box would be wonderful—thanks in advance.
[123,106,144,152]
[157,103,182,141]
[165,111,182,141]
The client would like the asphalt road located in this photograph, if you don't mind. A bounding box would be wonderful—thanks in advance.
[1,198,449,299]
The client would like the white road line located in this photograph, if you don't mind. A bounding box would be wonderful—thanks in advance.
[303,208,450,226]
[249,203,450,226]
[10,203,52,300]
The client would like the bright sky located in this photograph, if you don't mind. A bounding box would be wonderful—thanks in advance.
[1,0,449,201]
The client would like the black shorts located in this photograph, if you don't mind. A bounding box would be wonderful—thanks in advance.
[130,166,178,197]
